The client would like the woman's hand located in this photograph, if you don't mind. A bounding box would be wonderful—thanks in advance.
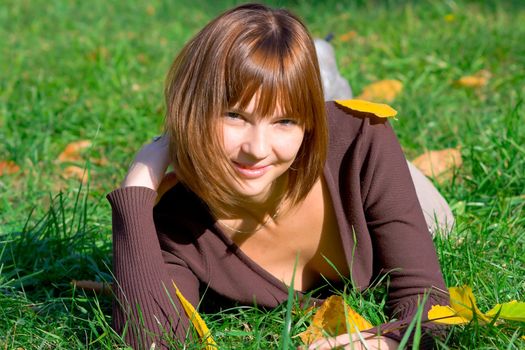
[121,136,173,191]
[303,333,399,350]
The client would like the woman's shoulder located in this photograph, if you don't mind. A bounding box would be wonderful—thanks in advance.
[325,100,391,136]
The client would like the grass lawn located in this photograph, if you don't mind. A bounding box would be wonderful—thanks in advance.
[1,0,524,348]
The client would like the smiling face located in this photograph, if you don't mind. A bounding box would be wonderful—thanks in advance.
[220,95,305,203]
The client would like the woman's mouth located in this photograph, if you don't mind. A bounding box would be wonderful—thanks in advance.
[232,162,271,179]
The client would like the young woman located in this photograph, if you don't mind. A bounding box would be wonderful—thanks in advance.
[107,4,449,349]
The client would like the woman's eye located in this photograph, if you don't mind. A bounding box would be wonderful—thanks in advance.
[225,112,242,120]
[277,119,297,126]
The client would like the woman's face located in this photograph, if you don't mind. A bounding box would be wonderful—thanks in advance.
[220,96,305,203]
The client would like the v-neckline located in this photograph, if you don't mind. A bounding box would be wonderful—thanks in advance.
[210,164,352,295]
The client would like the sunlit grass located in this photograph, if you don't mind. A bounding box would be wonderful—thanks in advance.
[1,0,524,348]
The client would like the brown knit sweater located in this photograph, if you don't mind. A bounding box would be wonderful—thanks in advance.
[108,101,448,349]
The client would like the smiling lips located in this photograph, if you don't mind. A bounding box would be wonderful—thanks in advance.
[232,161,271,179]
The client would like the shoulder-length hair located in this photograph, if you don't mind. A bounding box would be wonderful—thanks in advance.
[164,3,327,215]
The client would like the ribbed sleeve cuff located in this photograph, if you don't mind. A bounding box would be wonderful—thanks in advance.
[107,186,157,211]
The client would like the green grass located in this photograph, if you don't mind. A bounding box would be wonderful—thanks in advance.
[1,0,524,348]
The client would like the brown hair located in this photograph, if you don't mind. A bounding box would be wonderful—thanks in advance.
[164,3,327,214]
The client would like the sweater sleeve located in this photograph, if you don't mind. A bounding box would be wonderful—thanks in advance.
[107,186,200,350]
[359,119,449,347]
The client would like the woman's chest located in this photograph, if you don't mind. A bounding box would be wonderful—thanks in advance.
[231,178,350,291]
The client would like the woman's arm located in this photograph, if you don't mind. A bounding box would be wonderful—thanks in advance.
[358,118,449,346]
[108,136,199,349]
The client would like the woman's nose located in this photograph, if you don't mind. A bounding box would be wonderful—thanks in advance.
[241,126,270,159]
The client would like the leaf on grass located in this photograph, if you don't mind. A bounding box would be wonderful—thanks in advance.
[335,99,397,118]
[338,31,357,42]
[146,4,155,16]
[356,79,403,102]
[428,305,470,325]
[412,147,462,183]
[448,286,489,323]
[0,160,20,175]
[298,295,372,345]
[62,165,88,183]
[455,70,491,88]
[444,14,455,22]
[57,140,92,162]
[72,280,112,296]
[173,282,216,349]
[485,300,525,322]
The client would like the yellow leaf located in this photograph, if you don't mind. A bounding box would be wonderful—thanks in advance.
[334,99,397,118]
[356,79,403,102]
[173,282,217,349]
[455,70,491,88]
[412,147,462,184]
[449,286,490,323]
[444,14,455,22]
[339,31,357,43]
[298,295,372,345]
[428,305,470,325]
[485,300,525,322]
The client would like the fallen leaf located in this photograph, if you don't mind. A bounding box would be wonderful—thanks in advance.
[444,14,455,22]
[298,295,372,345]
[146,4,155,16]
[0,160,20,175]
[455,70,491,88]
[428,305,470,325]
[339,31,357,42]
[448,286,490,323]
[173,282,216,349]
[62,165,88,183]
[412,148,462,183]
[335,99,397,118]
[429,286,525,328]
[72,280,112,295]
[485,300,525,322]
[57,140,92,162]
[357,79,403,102]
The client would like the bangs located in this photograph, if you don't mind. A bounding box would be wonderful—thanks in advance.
[224,29,317,130]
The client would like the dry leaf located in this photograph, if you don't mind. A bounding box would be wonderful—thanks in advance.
[298,295,372,345]
[0,160,20,175]
[146,4,155,16]
[72,280,112,295]
[57,140,92,162]
[357,79,403,102]
[173,282,217,349]
[486,301,525,322]
[428,305,471,325]
[335,99,397,118]
[62,165,88,183]
[448,286,490,323]
[429,286,525,326]
[339,31,357,42]
[444,14,455,22]
[412,148,462,183]
[455,70,491,88]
